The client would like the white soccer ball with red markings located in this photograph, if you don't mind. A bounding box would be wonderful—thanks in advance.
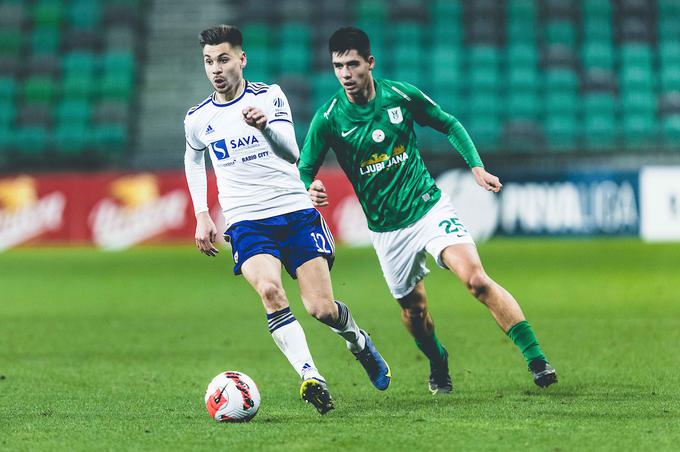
[204,371,260,422]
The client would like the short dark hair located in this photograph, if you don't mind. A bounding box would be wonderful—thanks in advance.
[199,24,243,48]
[329,27,372,61]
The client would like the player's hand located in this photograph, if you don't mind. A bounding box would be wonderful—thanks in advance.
[308,179,329,207]
[242,107,267,130]
[195,211,219,257]
[472,166,503,193]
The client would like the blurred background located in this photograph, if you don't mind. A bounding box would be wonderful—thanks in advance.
[1,0,679,249]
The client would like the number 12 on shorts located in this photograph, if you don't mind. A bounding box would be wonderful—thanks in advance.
[438,217,468,236]
[311,232,332,253]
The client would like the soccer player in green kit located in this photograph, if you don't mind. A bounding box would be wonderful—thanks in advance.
[298,27,557,393]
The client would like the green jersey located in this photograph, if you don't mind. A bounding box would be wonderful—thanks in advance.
[299,78,483,232]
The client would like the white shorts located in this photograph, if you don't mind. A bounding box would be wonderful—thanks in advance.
[369,193,475,299]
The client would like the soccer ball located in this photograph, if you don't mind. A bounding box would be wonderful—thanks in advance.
[204,371,261,422]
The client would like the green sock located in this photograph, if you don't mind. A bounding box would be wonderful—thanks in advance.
[507,320,547,364]
[415,333,447,366]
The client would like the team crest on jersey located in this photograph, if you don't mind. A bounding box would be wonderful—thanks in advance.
[372,129,385,143]
[387,107,403,124]
[273,97,285,108]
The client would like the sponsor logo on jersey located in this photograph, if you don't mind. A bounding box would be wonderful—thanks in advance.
[0,176,66,251]
[89,174,188,250]
[359,145,409,176]
[229,135,260,150]
[274,111,289,117]
[387,107,403,124]
[209,135,260,160]
[209,139,230,160]
[372,129,385,143]
[206,125,215,134]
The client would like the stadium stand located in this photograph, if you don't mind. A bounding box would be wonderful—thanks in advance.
[0,0,144,168]
[2,0,680,172]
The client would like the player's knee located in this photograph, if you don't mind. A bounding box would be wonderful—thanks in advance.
[466,270,492,299]
[258,282,286,307]
[306,300,336,323]
[399,296,428,321]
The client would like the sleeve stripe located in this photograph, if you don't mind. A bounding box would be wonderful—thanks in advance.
[186,140,206,151]
[268,118,293,125]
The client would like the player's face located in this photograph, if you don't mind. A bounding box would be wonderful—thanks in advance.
[203,42,246,95]
[331,50,375,97]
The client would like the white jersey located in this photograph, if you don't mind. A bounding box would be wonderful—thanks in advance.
[184,81,313,226]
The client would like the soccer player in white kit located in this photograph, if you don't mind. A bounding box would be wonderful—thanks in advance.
[183,25,390,415]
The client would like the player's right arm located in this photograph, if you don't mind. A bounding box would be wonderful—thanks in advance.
[299,105,333,206]
[184,117,219,257]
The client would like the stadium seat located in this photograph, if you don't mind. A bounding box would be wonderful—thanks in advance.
[93,124,126,153]
[55,100,91,124]
[507,43,538,66]
[466,115,501,151]
[31,0,63,27]
[544,20,576,47]
[469,92,500,115]
[100,74,134,100]
[620,66,654,91]
[660,65,680,92]
[622,112,657,148]
[431,0,461,18]
[0,101,16,127]
[506,91,540,120]
[583,94,617,150]
[54,123,88,154]
[583,17,613,42]
[544,69,579,92]
[661,114,680,143]
[22,76,56,104]
[241,23,270,48]
[545,114,578,150]
[582,42,614,70]
[0,29,23,56]
[312,73,338,109]
[68,0,102,29]
[61,75,94,99]
[620,44,653,68]
[62,51,96,77]
[30,27,61,55]
[15,126,48,156]
[0,77,17,100]
[356,0,388,23]
[545,91,579,115]
[508,67,539,90]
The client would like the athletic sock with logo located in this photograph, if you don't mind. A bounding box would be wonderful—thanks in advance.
[320,300,366,353]
[507,320,548,364]
[267,307,323,381]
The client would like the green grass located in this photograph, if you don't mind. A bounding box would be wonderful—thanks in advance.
[1,239,679,451]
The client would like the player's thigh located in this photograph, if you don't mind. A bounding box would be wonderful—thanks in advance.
[296,256,335,312]
[420,194,475,269]
[440,243,486,284]
[370,227,429,299]
[282,208,335,279]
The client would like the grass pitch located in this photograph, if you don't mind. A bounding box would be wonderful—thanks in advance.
[1,240,679,451]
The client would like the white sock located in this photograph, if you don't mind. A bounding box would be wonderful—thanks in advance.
[267,307,323,381]
[324,300,366,353]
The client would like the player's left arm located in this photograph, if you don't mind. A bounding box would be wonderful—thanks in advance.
[405,83,502,193]
[243,85,299,163]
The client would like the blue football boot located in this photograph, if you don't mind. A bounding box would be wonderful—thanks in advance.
[352,330,391,390]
